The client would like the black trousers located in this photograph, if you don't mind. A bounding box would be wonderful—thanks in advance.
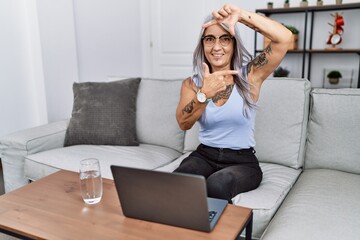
[174,144,263,202]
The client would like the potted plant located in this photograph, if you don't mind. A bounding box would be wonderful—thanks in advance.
[285,25,299,35]
[267,2,274,9]
[317,0,323,6]
[273,66,290,77]
[300,0,308,7]
[284,0,290,8]
[327,70,342,84]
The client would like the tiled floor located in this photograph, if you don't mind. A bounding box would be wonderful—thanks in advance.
[0,160,5,195]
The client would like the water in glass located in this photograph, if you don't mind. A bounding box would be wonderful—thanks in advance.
[80,159,103,204]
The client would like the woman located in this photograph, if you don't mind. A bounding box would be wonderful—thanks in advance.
[174,4,291,203]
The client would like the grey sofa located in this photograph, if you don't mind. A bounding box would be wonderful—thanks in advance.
[1,78,359,240]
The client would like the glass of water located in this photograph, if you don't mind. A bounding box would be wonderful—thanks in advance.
[80,158,103,204]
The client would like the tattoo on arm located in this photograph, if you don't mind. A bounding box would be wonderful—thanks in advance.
[212,84,233,103]
[264,43,272,54]
[182,99,195,115]
[247,43,272,73]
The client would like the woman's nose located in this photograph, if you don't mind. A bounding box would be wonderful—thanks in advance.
[212,39,222,49]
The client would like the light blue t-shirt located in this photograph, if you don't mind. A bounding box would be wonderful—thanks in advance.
[193,75,256,150]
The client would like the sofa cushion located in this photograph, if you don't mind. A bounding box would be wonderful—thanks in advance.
[64,78,141,147]
[157,160,301,239]
[232,163,301,239]
[155,152,191,172]
[260,169,360,240]
[25,144,182,181]
[305,88,360,174]
[255,78,311,169]
[136,78,185,152]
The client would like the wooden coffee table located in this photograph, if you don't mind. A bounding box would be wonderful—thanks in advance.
[0,170,253,240]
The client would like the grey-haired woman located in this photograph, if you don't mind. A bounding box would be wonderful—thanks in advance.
[174,4,291,202]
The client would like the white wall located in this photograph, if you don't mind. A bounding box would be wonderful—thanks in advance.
[0,0,47,137]
[36,0,79,123]
[73,0,142,82]
[0,0,143,137]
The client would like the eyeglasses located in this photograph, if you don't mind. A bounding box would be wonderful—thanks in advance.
[202,34,233,47]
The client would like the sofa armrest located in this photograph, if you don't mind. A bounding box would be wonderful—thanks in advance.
[0,119,69,192]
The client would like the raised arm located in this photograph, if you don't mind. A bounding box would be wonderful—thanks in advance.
[203,4,292,89]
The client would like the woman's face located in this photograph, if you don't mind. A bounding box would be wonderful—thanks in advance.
[203,24,234,72]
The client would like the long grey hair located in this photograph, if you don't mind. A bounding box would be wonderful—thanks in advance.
[193,15,256,114]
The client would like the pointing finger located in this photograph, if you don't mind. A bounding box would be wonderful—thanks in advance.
[215,69,238,76]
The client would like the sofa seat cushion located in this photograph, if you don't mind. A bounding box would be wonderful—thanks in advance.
[233,162,301,239]
[157,160,301,239]
[155,152,191,172]
[24,144,182,181]
[260,169,360,240]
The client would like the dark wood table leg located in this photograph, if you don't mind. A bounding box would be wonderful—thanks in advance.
[235,210,253,240]
[245,212,253,240]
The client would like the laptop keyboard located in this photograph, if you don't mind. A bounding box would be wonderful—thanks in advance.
[208,211,217,222]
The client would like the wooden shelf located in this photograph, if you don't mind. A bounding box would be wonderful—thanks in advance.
[256,2,360,15]
[255,2,360,87]
[255,49,360,54]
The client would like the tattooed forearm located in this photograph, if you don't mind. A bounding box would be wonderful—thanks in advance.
[212,84,233,103]
[182,99,195,115]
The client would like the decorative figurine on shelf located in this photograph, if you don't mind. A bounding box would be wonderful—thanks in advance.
[267,2,274,9]
[317,0,323,6]
[284,0,290,8]
[326,12,345,50]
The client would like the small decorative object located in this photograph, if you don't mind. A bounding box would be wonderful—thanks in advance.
[317,0,323,6]
[300,0,308,7]
[267,2,274,9]
[336,0,342,4]
[323,68,354,88]
[326,12,344,50]
[327,70,342,84]
[274,66,290,77]
[284,0,290,8]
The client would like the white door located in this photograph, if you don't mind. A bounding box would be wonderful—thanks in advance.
[142,0,219,79]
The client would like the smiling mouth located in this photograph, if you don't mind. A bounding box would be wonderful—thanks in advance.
[212,53,224,58]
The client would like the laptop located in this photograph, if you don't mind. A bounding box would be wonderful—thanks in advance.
[110,165,228,232]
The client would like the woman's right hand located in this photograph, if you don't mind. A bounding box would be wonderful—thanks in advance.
[201,63,238,99]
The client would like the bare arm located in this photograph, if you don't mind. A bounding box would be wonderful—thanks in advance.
[176,64,238,130]
[176,78,206,130]
[204,4,292,96]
